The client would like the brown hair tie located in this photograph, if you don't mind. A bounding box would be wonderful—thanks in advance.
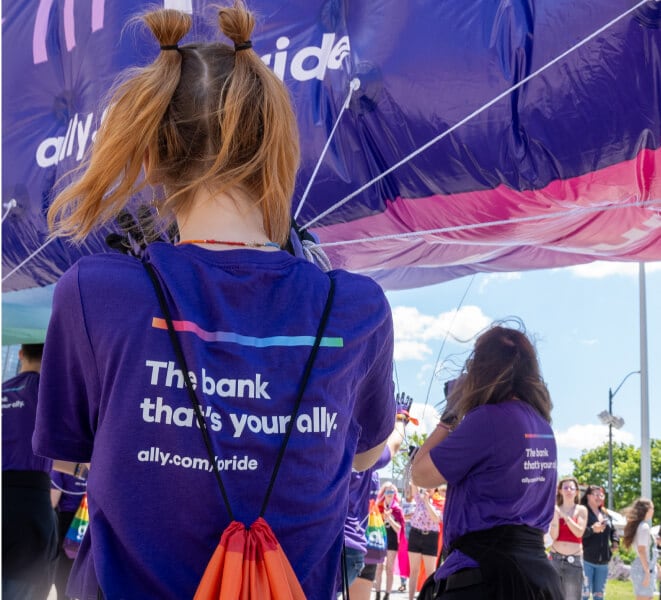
[234,40,252,52]
[160,44,179,51]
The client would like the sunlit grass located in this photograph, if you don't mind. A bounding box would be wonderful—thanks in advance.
[605,578,635,600]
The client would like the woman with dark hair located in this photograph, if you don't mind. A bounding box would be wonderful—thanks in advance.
[411,322,562,599]
[622,498,657,600]
[548,476,587,599]
[580,485,619,599]
[32,2,396,598]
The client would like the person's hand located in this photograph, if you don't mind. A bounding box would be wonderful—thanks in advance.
[643,572,650,587]
[592,521,605,533]
[396,392,419,425]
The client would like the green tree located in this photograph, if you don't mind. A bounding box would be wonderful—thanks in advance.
[389,431,428,485]
[571,439,661,520]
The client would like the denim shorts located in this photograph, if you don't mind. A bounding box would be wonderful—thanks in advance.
[630,557,657,597]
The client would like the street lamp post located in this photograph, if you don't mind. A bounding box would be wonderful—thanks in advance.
[598,370,639,511]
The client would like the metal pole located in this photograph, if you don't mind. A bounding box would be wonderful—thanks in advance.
[639,262,651,499]
[608,388,614,511]
[606,369,640,510]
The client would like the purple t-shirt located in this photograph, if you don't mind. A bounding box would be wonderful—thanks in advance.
[33,243,395,600]
[429,400,557,579]
[2,371,51,473]
[51,470,87,513]
[345,446,392,552]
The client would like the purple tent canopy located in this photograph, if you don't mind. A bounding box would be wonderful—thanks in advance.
[3,0,661,340]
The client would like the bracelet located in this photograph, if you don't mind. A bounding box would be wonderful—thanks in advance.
[438,421,453,433]
[73,463,89,479]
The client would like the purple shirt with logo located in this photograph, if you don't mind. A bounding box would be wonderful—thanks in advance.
[51,470,87,513]
[429,400,557,579]
[345,446,392,553]
[33,243,395,600]
[2,371,51,473]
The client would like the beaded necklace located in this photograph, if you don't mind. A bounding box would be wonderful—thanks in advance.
[176,239,280,249]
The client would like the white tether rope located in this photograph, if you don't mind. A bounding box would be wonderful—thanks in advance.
[2,199,17,223]
[2,237,56,283]
[299,0,654,232]
[293,78,361,220]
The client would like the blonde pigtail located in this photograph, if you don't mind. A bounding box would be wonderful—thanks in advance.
[213,1,299,247]
[48,10,192,241]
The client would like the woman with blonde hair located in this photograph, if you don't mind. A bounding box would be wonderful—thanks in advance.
[32,3,396,598]
[548,476,588,599]
[622,498,657,600]
[374,482,407,600]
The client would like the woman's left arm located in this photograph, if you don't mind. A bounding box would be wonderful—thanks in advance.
[385,508,402,534]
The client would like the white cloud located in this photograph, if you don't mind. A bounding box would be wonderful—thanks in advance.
[407,402,440,437]
[391,305,491,362]
[394,340,432,361]
[566,261,661,279]
[478,272,522,293]
[415,364,434,387]
[554,423,634,451]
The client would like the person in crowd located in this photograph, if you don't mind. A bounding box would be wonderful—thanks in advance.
[398,495,416,593]
[2,344,58,599]
[345,398,416,600]
[342,416,407,597]
[50,470,88,600]
[548,476,588,600]
[622,498,657,600]
[405,483,441,600]
[32,3,396,599]
[411,322,563,599]
[580,484,618,599]
[656,531,661,594]
[374,482,407,600]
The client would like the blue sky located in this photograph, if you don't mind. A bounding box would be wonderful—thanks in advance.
[383,260,661,479]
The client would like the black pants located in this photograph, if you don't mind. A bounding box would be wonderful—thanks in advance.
[54,510,77,600]
[2,471,58,600]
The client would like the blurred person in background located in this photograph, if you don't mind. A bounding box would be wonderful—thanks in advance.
[2,344,57,599]
[622,498,657,600]
[548,476,588,600]
[580,484,618,600]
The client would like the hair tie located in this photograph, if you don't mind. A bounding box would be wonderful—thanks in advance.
[234,40,252,52]
[160,44,179,51]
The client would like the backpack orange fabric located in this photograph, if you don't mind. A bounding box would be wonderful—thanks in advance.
[194,518,305,600]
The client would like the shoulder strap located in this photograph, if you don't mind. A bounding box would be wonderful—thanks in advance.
[144,262,335,519]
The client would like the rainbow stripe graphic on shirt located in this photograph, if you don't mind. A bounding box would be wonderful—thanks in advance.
[524,433,555,439]
[151,318,344,348]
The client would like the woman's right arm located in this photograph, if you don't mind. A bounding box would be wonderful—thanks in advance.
[638,543,651,586]
[637,523,652,586]
[411,423,451,487]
